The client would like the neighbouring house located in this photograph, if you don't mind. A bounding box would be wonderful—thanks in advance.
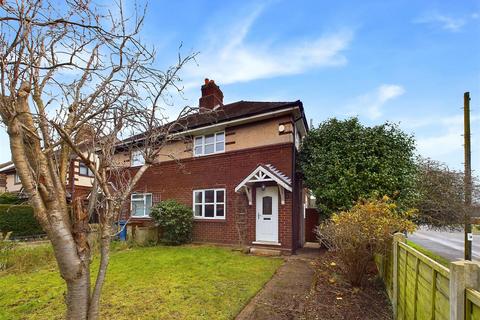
[0,174,6,193]
[116,79,312,254]
[0,157,94,203]
[0,161,9,193]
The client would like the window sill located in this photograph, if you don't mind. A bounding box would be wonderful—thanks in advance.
[193,151,225,158]
[194,218,226,222]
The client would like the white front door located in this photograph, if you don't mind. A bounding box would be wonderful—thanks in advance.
[256,186,279,243]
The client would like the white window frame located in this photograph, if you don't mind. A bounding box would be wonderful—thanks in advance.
[130,193,152,218]
[14,173,21,184]
[192,188,226,220]
[193,131,225,157]
[79,162,94,177]
[131,150,145,167]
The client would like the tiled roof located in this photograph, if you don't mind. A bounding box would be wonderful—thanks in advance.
[264,164,292,186]
[118,100,305,147]
[176,100,303,131]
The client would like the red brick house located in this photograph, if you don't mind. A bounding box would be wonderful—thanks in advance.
[118,79,309,254]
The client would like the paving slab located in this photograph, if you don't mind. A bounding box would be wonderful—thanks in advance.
[236,247,319,320]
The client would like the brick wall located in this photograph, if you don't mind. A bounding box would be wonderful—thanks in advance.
[0,174,6,192]
[123,142,296,251]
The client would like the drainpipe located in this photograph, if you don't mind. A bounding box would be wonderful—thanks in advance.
[291,121,297,254]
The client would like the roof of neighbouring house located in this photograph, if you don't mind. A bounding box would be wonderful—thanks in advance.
[0,161,14,174]
[116,100,306,149]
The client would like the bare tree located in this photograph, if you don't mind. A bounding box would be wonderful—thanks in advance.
[0,1,197,319]
[414,158,480,230]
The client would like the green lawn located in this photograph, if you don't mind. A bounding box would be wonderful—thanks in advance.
[0,245,283,319]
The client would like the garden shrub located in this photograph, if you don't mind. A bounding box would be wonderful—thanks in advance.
[150,199,194,245]
[316,197,416,286]
[0,205,44,237]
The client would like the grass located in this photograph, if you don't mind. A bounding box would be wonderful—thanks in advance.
[473,224,480,235]
[407,240,450,267]
[0,245,283,320]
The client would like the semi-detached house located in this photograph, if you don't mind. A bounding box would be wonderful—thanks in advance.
[117,79,311,254]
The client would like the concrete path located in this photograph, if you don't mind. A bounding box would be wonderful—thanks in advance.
[409,226,480,261]
[236,246,320,320]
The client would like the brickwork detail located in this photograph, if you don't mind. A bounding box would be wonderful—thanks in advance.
[122,143,296,251]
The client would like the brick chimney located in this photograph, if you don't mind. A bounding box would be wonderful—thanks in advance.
[199,78,223,111]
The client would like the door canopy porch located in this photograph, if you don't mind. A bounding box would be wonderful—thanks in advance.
[235,164,292,205]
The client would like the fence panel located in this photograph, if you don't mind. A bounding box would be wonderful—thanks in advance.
[377,235,480,320]
[395,241,450,320]
[466,288,480,320]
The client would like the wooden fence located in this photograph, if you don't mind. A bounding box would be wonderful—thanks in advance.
[377,233,480,320]
[466,288,480,320]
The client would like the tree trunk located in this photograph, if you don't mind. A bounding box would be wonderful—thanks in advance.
[65,268,90,320]
[51,200,92,320]
[88,232,111,320]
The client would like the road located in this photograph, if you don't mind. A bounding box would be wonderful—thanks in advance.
[408,227,480,262]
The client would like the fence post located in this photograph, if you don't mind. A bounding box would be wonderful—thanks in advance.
[393,232,406,319]
[450,261,467,320]
[464,261,480,290]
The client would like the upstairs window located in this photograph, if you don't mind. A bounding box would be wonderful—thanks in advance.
[131,193,152,217]
[193,189,225,219]
[194,132,225,156]
[79,163,94,177]
[14,173,21,184]
[131,150,145,167]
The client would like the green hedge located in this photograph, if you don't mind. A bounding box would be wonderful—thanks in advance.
[0,192,23,204]
[0,205,44,237]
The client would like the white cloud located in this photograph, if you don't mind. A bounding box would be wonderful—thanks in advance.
[416,114,480,160]
[415,13,467,32]
[346,84,405,120]
[183,5,353,87]
[417,130,462,158]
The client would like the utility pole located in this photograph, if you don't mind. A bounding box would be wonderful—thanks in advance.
[464,92,472,260]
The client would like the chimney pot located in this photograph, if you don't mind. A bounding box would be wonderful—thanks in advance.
[199,78,223,112]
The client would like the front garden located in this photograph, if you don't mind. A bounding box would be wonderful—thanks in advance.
[0,244,282,320]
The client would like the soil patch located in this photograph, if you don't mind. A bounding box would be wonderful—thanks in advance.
[303,251,393,319]
[236,248,393,320]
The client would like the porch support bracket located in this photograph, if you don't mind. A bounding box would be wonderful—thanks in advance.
[243,186,253,205]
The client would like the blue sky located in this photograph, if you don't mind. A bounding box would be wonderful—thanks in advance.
[1,0,480,172]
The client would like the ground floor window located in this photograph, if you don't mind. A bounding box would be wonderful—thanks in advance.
[131,193,152,217]
[193,188,225,219]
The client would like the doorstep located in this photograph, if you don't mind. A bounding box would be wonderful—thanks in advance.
[250,247,282,256]
[252,241,282,246]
